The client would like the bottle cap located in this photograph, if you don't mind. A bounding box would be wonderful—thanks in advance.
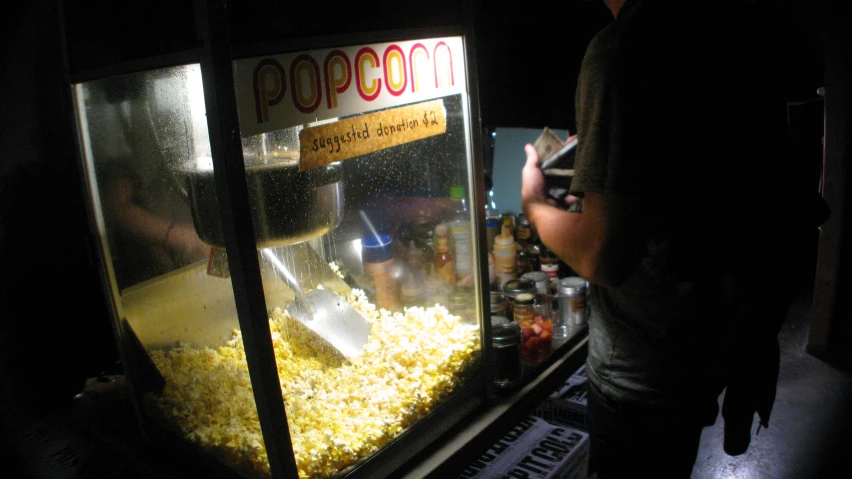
[494,233,514,246]
[362,234,393,263]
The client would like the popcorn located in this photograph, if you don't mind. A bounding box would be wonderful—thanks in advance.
[147,288,481,479]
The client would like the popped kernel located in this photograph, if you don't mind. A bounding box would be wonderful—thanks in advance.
[146,288,481,479]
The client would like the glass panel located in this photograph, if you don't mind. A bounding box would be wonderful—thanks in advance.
[250,93,483,478]
[77,64,212,290]
[74,65,271,477]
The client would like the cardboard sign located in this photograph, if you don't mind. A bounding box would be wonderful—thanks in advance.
[459,416,590,479]
[297,99,446,171]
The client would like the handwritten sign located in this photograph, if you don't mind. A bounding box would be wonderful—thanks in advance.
[298,99,446,171]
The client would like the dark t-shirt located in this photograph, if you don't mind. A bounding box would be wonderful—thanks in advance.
[569,0,780,405]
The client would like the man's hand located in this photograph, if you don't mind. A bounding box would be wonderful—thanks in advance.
[523,143,578,209]
[521,143,550,210]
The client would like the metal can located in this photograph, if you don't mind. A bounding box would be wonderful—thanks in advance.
[491,322,523,389]
[557,276,588,338]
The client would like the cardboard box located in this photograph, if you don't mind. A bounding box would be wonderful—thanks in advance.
[458,415,589,479]
[533,365,588,431]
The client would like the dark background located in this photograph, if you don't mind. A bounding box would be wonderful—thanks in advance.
[0,0,832,433]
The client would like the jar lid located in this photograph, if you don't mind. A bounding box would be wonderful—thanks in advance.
[514,293,535,304]
[492,323,521,346]
[503,278,536,295]
[558,276,587,295]
[521,271,550,284]
[491,315,511,326]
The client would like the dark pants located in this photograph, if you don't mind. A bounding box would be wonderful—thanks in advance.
[586,381,719,478]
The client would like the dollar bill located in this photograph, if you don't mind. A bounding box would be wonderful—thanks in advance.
[533,126,565,163]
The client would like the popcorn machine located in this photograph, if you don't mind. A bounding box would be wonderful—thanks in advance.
[63,1,489,478]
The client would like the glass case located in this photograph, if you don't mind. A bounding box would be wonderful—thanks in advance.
[70,20,487,479]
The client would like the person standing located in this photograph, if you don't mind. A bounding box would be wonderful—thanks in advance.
[521,0,824,477]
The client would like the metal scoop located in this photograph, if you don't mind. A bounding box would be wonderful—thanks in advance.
[261,248,371,360]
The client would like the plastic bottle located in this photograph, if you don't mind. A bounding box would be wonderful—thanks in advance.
[540,246,561,280]
[493,223,517,285]
[447,185,473,282]
[515,214,532,250]
[362,234,400,311]
[433,223,456,286]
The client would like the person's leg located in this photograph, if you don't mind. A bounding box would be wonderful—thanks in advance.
[587,382,712,478]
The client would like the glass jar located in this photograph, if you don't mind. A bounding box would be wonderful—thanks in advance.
[515,293,553,366]
[502,278,536,322]
[512,293,536,324]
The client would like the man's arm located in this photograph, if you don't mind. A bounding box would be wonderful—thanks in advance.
[521,144,645,287]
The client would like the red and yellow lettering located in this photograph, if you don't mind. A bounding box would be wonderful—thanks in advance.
[383,45,406,96]
[355,47,382,101]
[252,59,286,123]
[290,54,321,114]
[409,43,430,93]
[324,50,352,110]
[433,41,454,89]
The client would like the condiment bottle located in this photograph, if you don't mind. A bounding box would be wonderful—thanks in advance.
[433,223,456,286]
[515,214,532,250]
[539,246,560,280]
[447,185,473,281]
[493,224,517,284]
[362,234,400,311]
